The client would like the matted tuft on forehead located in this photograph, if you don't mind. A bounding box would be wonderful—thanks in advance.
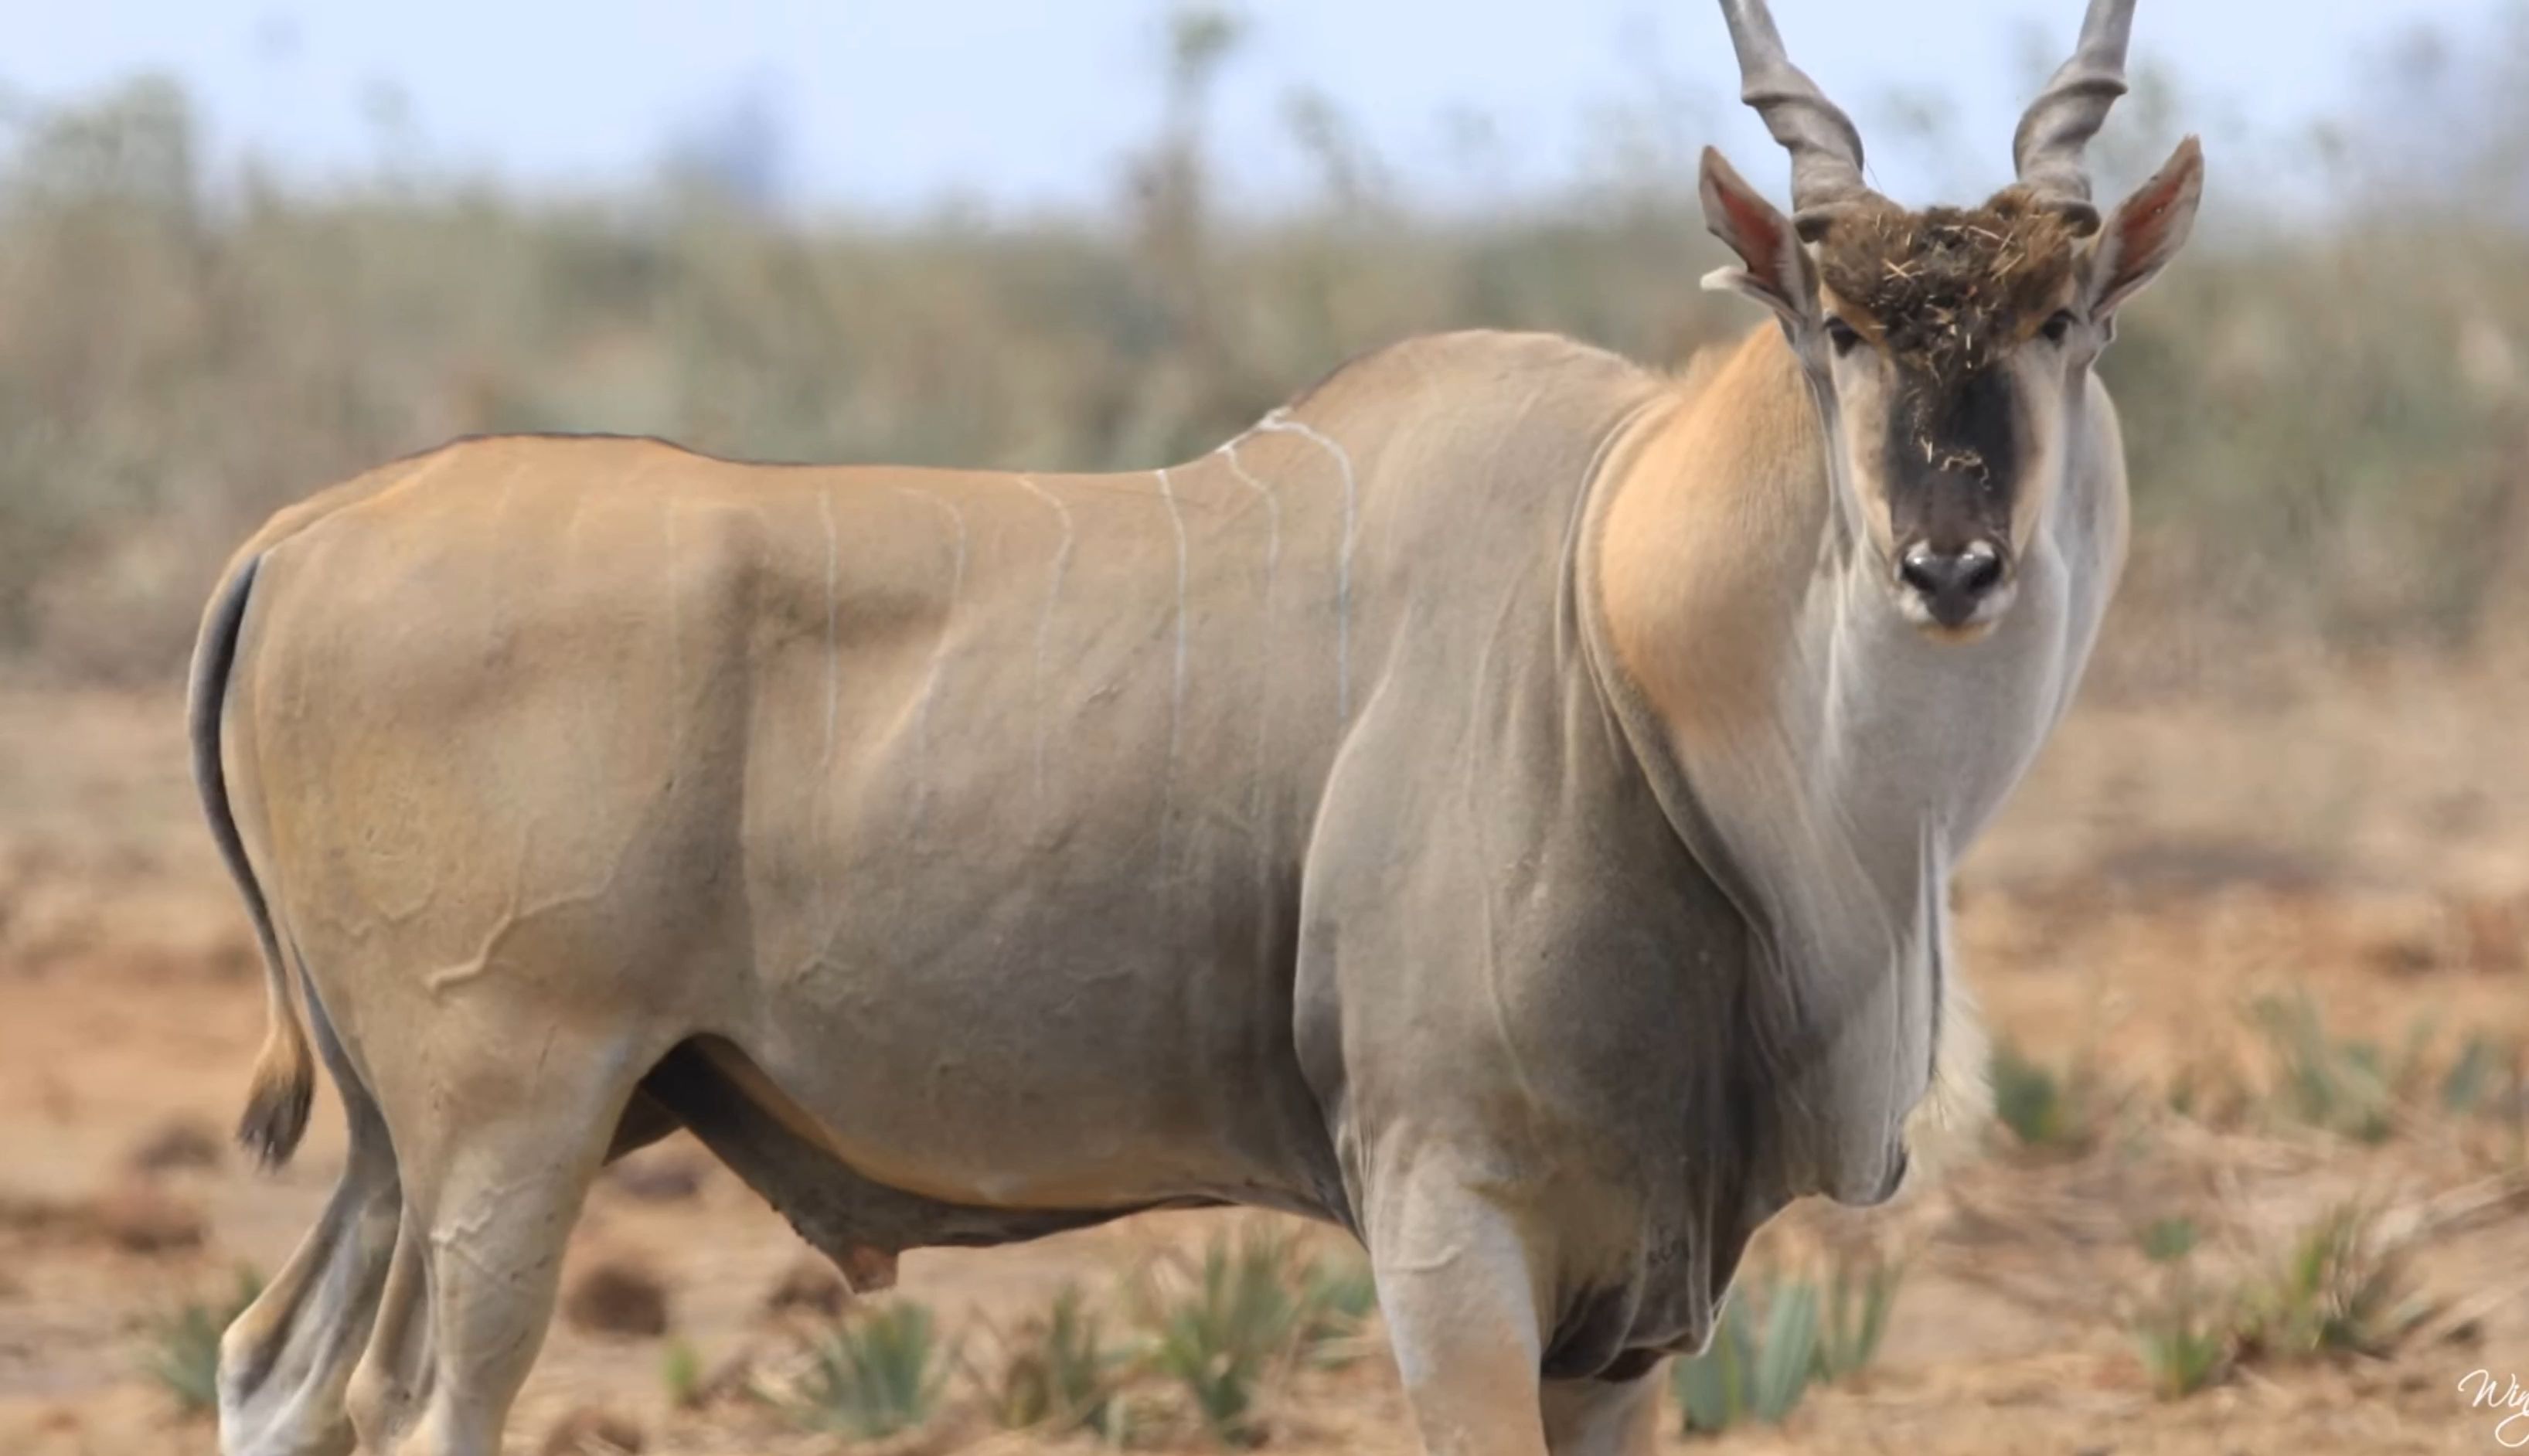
[1814,189,2077,383]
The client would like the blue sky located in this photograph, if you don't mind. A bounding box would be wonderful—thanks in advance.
[6,2,2507,214]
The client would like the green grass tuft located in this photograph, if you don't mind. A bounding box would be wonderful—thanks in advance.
[2132,1298,2231,1400]
[1126,1225,1376,1445]
[1674,1277,1814,1437]
[1675,1252,1904,1438]
[143,1266,262,1417]
[1990,1037,2111,1155]
[785,1300,951,1440]
[660,1337,705,1410]
[2248,990,2423,1142]
[1813,1253,1905,1385]
[2128,1202,2433,1401]
[2126,1219,2231,1400]
[1135,1230,1300,1445]
[975,1285,1130,1437]
[2234,1204,2432,1364]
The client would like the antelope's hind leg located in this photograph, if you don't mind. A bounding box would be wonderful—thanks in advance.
[217,996,400,1456]
[341,1022,656,1456]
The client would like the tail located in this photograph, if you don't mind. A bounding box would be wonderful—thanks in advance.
[189,553,312,1168]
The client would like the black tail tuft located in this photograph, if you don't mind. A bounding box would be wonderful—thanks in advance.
[237,1060,314,1169]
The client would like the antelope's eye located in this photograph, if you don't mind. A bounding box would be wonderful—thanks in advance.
[1824,317,1863,357]
[2041,309,2078,344]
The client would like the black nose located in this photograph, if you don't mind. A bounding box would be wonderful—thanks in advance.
[1898,542,2007,627]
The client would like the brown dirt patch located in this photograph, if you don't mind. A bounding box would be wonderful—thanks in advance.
[564,1259,675,1340]
[5,666,2529,1454]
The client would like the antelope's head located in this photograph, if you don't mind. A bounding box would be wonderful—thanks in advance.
[1701,0,2202,638]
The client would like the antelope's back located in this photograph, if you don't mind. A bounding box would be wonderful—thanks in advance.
[212,331,1666,1213]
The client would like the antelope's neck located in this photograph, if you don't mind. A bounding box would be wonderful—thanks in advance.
[1593,326,1831,764]
[1587,323,2069,1200]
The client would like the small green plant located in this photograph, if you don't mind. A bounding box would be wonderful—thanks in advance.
[1130,1226,1373,1444]
[2442,1033,2510,1117]
[2509,1047,2529,1169]
[1673,1250,1906,1437]
[1673,1276,1819,1437]
[1813,1253,1904,1385]
[661,1337,704,1410]
[2126,1221,2228,1400]
[785,1300,951,1440]
[1990,1037,2106,1154]
[975,1285,1129,1437]
[2136,1216,2200,1264]
[2132,1293,2230,1400]
[2126,1203,2432,1400]
[144,1265,263,1416]
[2235,1204,2430,1364]
[1294,1252,1378,1366]
[1136,1230,1305,1445]
[2248,991,2432,1142]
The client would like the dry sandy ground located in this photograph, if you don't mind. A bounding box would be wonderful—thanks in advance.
[4,658,2529,1454]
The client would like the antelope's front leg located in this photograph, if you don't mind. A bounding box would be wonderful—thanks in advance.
[1367,1169,1555,1455]
[1541,1367,1664,1455]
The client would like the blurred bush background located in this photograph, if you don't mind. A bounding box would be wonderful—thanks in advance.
[8,10,2529,1451]
[0,3,2524,687]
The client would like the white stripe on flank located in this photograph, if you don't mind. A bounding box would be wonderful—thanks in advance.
[1218,438,1283,829]
[890,486,967,829]
[662,500,684,743]
[818,490,842,767]
[1255,410,1358,719]
[1217,438,1282,609]
[1010,474,1075,805]
[1156,467,1190,767]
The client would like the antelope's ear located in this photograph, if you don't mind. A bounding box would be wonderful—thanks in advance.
[2086,136,2204,318]
[1699,147,1818,322]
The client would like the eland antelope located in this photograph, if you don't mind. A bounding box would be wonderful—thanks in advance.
[191,1,2199,1451]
